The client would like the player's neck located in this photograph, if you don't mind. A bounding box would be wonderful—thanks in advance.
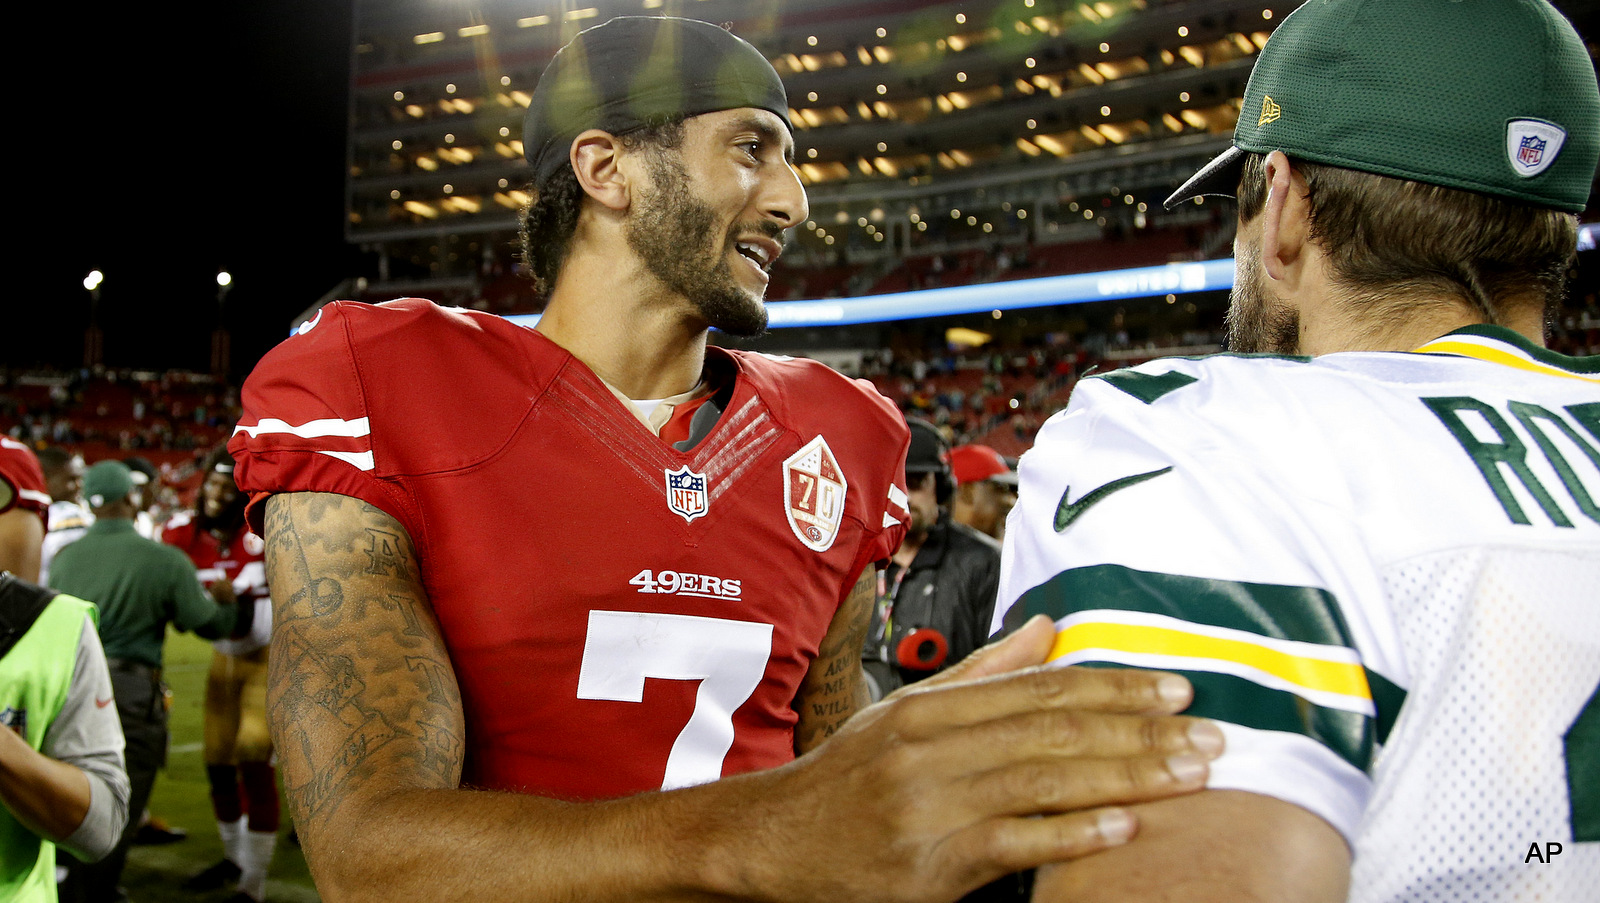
[1297,293,1546,355]
[540,250,711,400]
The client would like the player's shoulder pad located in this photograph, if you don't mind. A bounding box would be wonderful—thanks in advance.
[244,298,558,475]
[729,349,906,435]
[726,349,910,534]
[0,437,44,476]
[1069,353,1329,440]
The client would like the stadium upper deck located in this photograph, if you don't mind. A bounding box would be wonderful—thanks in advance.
[344,1,1297,294]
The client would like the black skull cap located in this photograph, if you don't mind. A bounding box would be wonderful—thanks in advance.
[523,16,792,186]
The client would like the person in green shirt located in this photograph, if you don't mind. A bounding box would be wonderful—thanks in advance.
[49,460,252,903]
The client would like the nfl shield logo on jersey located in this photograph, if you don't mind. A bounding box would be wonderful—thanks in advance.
[783,436,848,552]
[664,465,709,523]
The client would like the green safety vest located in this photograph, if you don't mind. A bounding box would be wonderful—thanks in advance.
[1,590,97,903]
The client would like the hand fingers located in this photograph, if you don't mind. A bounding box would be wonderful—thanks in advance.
[943,707,1224,769]
[942,806,1140,890]
[924,615,1057,684]
[958,747,1213,818]
[888,663,1196,742]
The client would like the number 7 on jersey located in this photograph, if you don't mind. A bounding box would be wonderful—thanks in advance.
[577,610,774,790]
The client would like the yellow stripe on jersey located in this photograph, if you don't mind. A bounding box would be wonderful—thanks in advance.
[1048,620,1374,703]
[1415,340,1600,384]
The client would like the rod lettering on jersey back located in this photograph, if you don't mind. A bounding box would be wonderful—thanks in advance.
[1422,397,1600,528]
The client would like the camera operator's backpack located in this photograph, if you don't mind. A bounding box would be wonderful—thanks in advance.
[0,573,57,659]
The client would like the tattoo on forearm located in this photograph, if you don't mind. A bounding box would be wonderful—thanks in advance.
[363,527,409,577]
[263,493,465,843]
[279,577,345,624]
[273,625,400,822]
[412,718,464,781]
[795,569,876,751]
[388,593,426,637]
[406,656,454,706]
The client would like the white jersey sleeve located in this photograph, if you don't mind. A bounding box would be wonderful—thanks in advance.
[996,357,1403,843]
[996,330,1600,902]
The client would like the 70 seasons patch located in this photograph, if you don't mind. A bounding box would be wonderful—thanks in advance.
[629,568,743,601]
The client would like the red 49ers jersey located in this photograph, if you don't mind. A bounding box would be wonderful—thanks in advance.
[231,298,910,799]
[0,437,49,524]
[160,512,272,656]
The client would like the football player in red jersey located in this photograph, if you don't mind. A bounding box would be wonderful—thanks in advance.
[162,445,280,902]
[0,437,48,581]
[230,16,1223,903]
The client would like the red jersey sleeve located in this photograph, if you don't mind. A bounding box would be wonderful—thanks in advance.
[853,376,911,571]
[229,301,413,537]
[0,437,49,523]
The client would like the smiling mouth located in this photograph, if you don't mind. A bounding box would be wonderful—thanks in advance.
[734,240,774,272]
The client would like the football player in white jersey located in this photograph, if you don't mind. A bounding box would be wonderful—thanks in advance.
[994,0,1599,901]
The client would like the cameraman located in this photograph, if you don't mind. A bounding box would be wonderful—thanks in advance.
[863,419,1002,699]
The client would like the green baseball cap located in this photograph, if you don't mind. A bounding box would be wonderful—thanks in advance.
[82,460,134,509]
[1165,0,1600,213]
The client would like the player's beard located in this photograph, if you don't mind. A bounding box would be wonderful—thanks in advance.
[625,152,773,338]
[1224,234,1300,354]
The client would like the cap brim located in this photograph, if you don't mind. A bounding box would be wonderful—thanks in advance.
[1164,145,1246,210]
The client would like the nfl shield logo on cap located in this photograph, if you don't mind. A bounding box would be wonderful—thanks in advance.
[1507,119,1567,178]
[664,465,709,523]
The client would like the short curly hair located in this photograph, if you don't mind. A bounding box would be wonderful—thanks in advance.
[518,118,688,296]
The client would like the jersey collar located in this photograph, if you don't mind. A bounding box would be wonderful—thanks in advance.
[1412,325,1598,382]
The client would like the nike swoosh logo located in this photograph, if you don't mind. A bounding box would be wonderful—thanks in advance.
[95,696,114,708]
[1054,467,1174,532]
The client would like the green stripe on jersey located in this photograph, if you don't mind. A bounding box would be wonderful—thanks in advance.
[1092,370,1198,404]
[1449,324,1600,375]
[1076,661,1374,771]
[1365,667,1406,746]
[1014,564,1359,650]
[1014,564,1409,772]
[1564,683,1600,842]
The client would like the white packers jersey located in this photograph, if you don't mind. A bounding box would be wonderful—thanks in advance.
[993,326,1598,902]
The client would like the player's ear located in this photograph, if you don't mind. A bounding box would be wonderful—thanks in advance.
[1260,150,1311,285]
[569,130,631,212]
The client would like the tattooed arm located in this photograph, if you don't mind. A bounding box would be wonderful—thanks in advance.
[793,566,875,753]
[265,491,1221,903]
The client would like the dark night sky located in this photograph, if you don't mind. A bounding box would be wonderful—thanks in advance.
[25,1,359,380]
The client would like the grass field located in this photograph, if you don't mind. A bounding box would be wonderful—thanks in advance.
[118,629,320,903]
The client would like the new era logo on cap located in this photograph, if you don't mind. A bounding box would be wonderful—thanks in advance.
[1507,119,1567,178]
[1259,95,1281,127]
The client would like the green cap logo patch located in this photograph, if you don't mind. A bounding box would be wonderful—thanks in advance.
[1507,119,1567,178]
[1258,95,1281,127]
